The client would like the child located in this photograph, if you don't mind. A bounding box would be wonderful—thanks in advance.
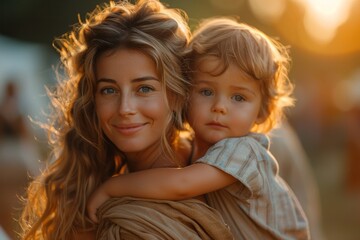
[87,17,310,239]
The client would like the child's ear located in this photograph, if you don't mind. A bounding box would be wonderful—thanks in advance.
[255,110,267,124]
[255,116,265,125]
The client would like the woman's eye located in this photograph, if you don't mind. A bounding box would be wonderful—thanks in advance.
[232,94,245,102]
[100,87,117,95]
[138,86,154,93]
[200,89,213,96]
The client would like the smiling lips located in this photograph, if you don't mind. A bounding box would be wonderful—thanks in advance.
[113,123,147,135]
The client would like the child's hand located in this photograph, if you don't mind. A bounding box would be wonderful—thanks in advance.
[87,186,110,223]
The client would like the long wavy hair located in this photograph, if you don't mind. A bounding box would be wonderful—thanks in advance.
[186,17,294,133]
[19,1,190,239]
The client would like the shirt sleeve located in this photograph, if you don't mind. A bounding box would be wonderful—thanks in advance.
[195,137,265,199]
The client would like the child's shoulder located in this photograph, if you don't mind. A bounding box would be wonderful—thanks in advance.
[214,133,270,151]
[246,133,270,150]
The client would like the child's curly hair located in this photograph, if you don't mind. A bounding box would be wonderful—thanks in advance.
[186,17,294,133]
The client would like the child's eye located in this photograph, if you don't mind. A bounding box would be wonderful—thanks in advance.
[232,94,245,102]
[200,89,213,96]
[138,86,154,93]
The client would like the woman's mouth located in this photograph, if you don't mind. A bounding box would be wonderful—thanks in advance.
[113,123,147,135]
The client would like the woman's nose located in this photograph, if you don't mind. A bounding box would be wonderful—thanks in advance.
[118,93,136,116]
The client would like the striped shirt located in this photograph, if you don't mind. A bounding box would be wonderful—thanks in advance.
[195,133,310,240]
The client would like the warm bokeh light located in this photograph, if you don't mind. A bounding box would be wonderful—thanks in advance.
[248,0,355,42]
[253,0,360,56]
[248,0,286,23]
[297,0,355,43]
[210,0,245,11]
[333,70,360,111]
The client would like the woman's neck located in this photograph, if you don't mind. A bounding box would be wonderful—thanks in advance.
[125,143,176,172]
[125,136,192,172]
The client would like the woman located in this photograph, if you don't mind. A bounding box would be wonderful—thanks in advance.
[20,1,233,239]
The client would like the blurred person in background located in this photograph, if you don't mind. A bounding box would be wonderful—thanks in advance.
[343,71,360,194]
[0,80,29,139]
[345,106,360,193]
[0,79,41,239]
[270,120,326,240]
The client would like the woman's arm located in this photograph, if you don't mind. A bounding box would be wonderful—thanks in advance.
[87,163,236,222]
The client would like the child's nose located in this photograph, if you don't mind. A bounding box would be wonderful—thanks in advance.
[211,97,227,114]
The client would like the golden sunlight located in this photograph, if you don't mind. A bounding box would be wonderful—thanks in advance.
[296,0,355,43]
[249,0,286,23]
[210,0,245,11]
[333,70,360,112]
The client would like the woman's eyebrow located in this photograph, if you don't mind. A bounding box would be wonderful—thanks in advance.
[96,78,116,83]
[96,76,159,83]
[132,76,159,83]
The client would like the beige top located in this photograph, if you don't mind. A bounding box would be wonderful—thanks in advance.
[96,197,234,240]
[195,133,310,240]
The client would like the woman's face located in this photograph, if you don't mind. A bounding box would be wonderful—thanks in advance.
[95,48,170,158]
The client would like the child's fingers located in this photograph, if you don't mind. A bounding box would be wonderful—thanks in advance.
[87,191,109,223]
[88,210,99,223]
[87,202,99,223]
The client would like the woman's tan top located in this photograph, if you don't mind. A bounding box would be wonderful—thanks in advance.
[96,197,234,240]
[195,133,310,240]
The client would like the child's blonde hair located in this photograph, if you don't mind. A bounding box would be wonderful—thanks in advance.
[186,17,294,133]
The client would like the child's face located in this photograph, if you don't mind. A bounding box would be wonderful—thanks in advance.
[188,56,263,147]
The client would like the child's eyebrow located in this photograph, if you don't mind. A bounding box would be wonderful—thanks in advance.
[193,79,213,85]
[194,79,257,96]
[231,86,257,96]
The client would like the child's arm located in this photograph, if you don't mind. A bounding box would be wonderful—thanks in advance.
[87,163,237,222]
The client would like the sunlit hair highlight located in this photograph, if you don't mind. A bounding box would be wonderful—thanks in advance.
[186,17,294,133]
[20,1,190,239]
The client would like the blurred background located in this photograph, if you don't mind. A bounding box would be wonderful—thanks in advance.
[0,0,359,239]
